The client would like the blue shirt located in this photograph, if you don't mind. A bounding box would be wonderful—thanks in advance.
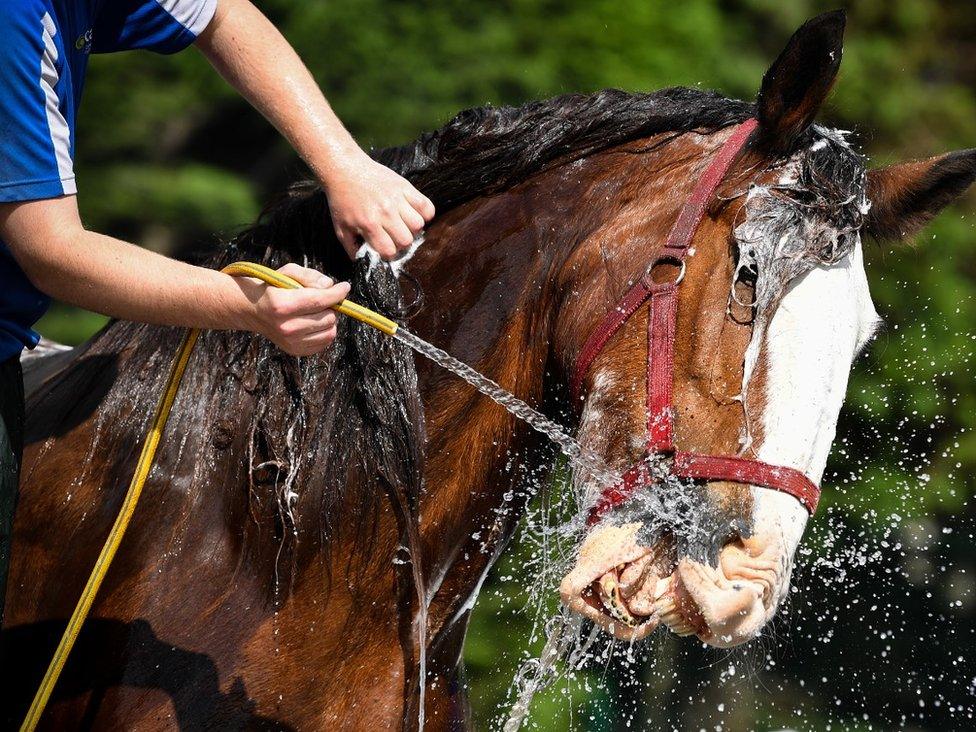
[0,0,216,360]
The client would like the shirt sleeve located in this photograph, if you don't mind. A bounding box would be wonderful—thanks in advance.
[0,2,76,203]
[93,0,218,55]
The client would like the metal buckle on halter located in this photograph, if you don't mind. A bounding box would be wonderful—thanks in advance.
[641,255,687,289]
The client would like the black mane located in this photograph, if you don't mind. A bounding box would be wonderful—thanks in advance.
[379,87,754,212]
[239,86,755,252]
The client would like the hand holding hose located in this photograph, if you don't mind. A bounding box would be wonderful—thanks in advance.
[20,260,397,730]
[237,263,351,356]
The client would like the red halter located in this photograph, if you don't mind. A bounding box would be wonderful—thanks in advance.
[571,119,820,525]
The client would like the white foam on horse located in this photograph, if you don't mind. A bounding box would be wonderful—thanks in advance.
[356,233,425,275]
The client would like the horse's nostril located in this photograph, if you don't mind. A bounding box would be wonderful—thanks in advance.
[722,527,745,549]
[716,513,753,551]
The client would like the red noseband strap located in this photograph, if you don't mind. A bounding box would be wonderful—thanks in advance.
[571,119,821,524]
[671,452,819,514]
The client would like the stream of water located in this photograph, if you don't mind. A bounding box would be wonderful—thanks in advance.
[393,328,619,487]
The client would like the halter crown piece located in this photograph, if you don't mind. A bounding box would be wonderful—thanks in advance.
[571,119,821,525]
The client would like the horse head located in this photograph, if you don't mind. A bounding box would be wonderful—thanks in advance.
[557,10,976,648]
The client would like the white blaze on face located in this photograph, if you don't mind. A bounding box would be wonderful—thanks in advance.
[750,239,879,589]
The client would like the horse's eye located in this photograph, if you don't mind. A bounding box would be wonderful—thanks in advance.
[735,262,757,288]
[729,263,758,325]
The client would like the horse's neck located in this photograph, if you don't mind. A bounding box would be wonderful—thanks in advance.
[399,134,719,635]
[398,176,586,640]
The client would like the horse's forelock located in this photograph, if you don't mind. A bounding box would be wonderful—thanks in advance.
[734,125,868,451]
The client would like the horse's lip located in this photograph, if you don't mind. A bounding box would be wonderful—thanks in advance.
[655,573,710,638]
[591,570,667,630]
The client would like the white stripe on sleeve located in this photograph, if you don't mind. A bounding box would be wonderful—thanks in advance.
[40,13,75,195]
[155,0,218,36]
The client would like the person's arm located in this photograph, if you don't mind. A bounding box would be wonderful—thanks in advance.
[0,195,348,356]
[194,0,435,260]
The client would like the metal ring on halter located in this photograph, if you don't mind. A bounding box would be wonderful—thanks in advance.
[644,255,687,287]
[726,262,758,319]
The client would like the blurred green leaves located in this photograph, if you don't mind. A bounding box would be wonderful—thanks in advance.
[81,164,259,242]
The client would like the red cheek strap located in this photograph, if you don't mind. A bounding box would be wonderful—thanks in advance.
[572,118,821,526]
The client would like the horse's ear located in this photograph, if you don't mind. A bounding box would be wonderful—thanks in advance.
[863,150,976,241]
[756,10,846,154]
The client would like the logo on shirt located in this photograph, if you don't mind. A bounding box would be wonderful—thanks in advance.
[75,29,93,54]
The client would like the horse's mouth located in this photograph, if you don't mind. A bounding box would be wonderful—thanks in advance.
[560,523,778,646]
[595,568,647,628]
[585,565,714,638]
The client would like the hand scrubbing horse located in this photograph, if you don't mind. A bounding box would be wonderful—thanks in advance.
[4,10,975,731]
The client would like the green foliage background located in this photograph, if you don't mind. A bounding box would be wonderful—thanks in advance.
[36,0,976,729]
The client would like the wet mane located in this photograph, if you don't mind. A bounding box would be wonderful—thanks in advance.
[379,87,753,211]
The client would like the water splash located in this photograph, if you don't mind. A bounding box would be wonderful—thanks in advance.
[393,328,619,487]
[503,611,599,732]
[388,326,618,732]
[393,326,704,730]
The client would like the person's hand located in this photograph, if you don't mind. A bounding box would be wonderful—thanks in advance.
[322,151,435,260]
[243,263,350,356]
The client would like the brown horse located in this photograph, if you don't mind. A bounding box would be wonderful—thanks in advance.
[3,11,975,730]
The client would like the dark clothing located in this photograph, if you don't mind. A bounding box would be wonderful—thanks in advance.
[0,356,24,626]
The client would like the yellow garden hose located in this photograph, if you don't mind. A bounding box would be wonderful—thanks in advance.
[224,262,399,336]
[21,262,397,731]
